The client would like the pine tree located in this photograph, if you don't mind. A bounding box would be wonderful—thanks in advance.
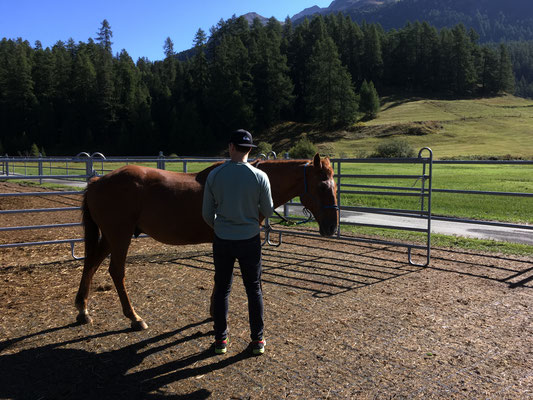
[250,18,294,128]
[437,28,455,93]
[71,48,97,148]
[281,16,293,56]
[93,35,116,147]
[342,17,364,86]
[498,44,515,93]
[208,34,254,139]
[190,28,210,116]
[362,24,384,84]
[30,142,40,157]
[287,18,315,120]
[96,19,113,53]
[480,46,500,94]
[193,28,207,49]
[163,37,175,58]
[418,22,440,91]
[306,36,357,128]
[1,40,38,153]
[359,80,380,119]
[450,24,477,95]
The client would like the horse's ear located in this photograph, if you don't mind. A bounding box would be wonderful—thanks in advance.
[313,153,321,170]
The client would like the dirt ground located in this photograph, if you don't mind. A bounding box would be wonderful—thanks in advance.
[1,181,533,399]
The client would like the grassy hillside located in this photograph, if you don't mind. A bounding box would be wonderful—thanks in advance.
[262,95,533,159]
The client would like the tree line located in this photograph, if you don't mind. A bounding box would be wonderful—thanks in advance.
[0,14,516,156]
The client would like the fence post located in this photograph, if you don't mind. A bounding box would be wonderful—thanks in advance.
[38,153,43,185]
[85,157,93,181]
[336,160,342,238]
[183,160,187,173]
[158,151,165,170]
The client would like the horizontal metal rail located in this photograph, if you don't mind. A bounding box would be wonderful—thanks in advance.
[431,215,533,231]
[0,238,83,249]
[340,184,533,198]
[342,205,430,217]
[341,183,423,192]
[264,228,428,250]
[272,205,430,223]
[0,207,81,214]
[433,160,533,165]
[0,191,83,197]
[431,188,533,197]
[339,221,428,233]
[1,174,90,180]
[339,174,429,179]
[331,157,431,164]
[0,223,81,232]
[340,190,428,197]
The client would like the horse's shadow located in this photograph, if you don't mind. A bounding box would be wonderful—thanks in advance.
[0,318,251,400]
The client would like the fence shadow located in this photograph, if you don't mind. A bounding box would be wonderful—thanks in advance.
[427,246,533,288]
[163,238,424,298]
[262,235,533,294]
[137,235,532,299]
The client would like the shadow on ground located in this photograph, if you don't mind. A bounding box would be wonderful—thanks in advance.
[0,318,253,400]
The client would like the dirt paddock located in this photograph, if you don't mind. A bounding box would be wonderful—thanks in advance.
[1,182,533,399]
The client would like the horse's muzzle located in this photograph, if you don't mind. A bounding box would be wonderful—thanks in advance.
[319,222,338,237]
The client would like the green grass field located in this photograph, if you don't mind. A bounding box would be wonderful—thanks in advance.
[335,162,533,224]
[330,95,533,159]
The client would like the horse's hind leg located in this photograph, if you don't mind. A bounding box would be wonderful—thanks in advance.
[75,237,111,324]
[108,238,148,331]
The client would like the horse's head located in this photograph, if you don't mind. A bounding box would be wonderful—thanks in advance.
[299,154,339,237]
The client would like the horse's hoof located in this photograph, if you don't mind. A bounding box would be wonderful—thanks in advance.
[131,320,148,331]
[76,313,93,325]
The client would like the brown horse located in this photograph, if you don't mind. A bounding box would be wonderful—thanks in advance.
[75,153,338,330]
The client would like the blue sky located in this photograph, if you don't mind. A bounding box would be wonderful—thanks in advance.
[1,0,332,61]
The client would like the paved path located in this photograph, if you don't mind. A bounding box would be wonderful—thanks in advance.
[277,205,533,246]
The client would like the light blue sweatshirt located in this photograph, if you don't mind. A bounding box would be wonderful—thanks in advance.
[202,161,274,240]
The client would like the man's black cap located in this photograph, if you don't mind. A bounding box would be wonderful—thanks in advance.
[229,129,257,148]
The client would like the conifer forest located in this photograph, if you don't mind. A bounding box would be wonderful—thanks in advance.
[0,14,518,156]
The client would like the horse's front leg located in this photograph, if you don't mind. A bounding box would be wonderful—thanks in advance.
[109,241,148,331]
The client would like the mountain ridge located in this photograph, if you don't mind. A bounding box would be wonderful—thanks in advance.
[288,0,533,42]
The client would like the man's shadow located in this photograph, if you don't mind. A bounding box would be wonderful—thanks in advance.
[0,318,252,400]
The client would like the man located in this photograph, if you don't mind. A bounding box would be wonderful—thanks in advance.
[202,129,274,355]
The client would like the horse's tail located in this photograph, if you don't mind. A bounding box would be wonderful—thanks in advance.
[82,189,99,259]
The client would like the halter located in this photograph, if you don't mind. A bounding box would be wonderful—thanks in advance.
[303,163,340,211]
[271,162,339,227]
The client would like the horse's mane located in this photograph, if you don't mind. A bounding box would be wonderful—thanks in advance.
[254,157,333,178]
[195,161,224,184]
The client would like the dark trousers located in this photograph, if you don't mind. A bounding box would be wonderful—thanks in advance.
[212,234,264,341]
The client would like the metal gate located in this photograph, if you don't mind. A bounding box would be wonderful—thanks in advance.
[265,148,433,267]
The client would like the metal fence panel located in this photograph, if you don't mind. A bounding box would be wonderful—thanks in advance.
[2,151,532,265]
